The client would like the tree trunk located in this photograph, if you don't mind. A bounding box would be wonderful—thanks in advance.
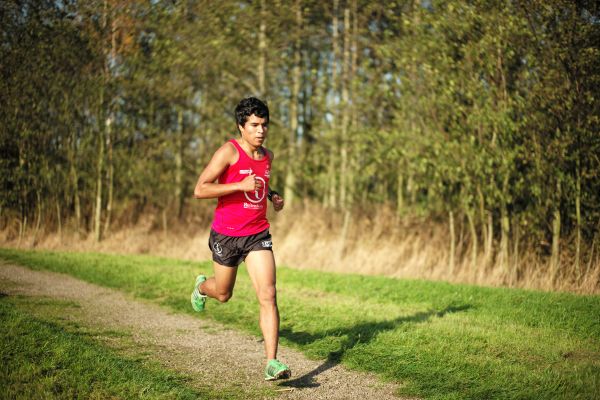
[449,210,456,274]
[162,208,168,239]
[500,174,510,276]
[103,11,117,236]
[477,185,487,259]
[466,207,477,273]
[338,209,352,259]
[284,0,302,206]
[94,114,105,243]
[575,158,581,280]
[396,172,404,216]
[550,180,561,281]
[104,113,114,235]
[326,155,337,208]
[512,216,520,284]
[175,109,184,219]
[339,6,351,209]
[18,215,27,248]
[258,0,266,96]
[69,130,81,236]
[484,211,493,268]
[31,190,42,247]
[326,0,340,209]
[56,198,62,241]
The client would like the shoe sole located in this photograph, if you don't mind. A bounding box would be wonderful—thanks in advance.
[265,369,291,381]
[191,292,204,312]
[191,275,206,312]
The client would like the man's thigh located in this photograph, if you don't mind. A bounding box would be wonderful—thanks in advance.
[245,250,276,292]
[213,261,238,293]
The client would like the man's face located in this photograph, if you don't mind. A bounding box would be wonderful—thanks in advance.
[239,114,268,147]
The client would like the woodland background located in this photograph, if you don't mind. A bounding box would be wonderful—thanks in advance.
[1,0,599,293]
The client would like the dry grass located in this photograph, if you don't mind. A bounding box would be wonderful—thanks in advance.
[1,202,598,295]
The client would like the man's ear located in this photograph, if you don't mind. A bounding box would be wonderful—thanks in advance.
[238,124,244,134]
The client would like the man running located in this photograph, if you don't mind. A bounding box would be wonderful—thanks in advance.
[190,97,291,381]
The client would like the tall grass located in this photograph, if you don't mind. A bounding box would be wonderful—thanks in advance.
[1,248,599,399]
[2,203,598,294]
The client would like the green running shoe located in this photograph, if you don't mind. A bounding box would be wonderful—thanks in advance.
[191,275,207,312]
[264,359,291,381]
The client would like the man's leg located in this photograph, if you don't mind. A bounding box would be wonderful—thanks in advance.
[245,250,279,360]
[199,262,238,303]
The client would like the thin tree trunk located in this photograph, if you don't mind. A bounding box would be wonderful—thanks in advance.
[484,211,493,268]
[339,6,350,209]
[95,0,110,243]
[327,155,337,208]
[338,209,352,259]
[18,215,27,248]
[449,210,456,274]
[327,0,339,209]
[258,0,266,96]
[550,180,562,281]
[284,0,302,206]
[477,185,487,258]
[56,198,62,241]
[500,197,510,277]
[103,12,117,236]
[31,190,42,247]
[512,216,520,284]
[466,207,477,273]
[94,116,105,242]
[69,131,81,236]
[575,158,581,280]
[175,108,184,219]
[162,208,168,239]
[396,172,404,216]
[104,114,114,235]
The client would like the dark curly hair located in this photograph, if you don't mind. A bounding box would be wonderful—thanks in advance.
[235,97,269,130]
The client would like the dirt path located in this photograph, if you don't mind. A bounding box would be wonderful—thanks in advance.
[0,263,405,399]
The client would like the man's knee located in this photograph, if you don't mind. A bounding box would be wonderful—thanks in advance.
[216,291,233,303]
[257,285,276,305]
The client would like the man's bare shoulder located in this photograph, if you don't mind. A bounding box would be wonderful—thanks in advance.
[265,148,275,161]
[213,141,238,163]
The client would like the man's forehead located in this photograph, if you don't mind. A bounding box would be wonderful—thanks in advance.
[246,114,267,124]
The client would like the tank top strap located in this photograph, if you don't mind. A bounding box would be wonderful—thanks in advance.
[229,138,269,162]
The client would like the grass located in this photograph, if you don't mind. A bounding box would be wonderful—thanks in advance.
[0,295,233,400]
[1,248,599,399]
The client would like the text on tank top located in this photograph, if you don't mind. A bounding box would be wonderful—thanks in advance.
[211,139,271,236]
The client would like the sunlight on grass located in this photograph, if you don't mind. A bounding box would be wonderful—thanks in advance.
[1,248,599,399]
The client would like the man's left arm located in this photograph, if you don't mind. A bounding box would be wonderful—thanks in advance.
[266,149,284,212]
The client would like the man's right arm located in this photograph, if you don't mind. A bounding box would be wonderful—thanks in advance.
[193,143,258,199]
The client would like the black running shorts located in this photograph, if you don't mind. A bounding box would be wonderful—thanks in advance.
[208,228,273,267]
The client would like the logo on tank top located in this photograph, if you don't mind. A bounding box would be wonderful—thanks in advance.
[240,168,266,204]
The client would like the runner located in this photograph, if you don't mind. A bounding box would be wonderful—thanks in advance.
[190,97,291,381]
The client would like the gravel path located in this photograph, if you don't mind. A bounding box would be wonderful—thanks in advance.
[0,263,407,399]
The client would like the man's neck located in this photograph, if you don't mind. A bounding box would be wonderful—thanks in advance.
[237,138,263,159]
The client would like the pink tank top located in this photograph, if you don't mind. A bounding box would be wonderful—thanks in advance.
[211,139,271,236]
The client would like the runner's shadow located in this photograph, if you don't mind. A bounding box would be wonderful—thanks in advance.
[279,304,472,389]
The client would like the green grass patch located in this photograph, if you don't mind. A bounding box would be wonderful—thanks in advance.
[1,248,599,399]
[0,294,233,399]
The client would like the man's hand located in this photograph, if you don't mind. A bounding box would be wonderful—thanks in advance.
[239,174,262,192]
[272,193,284,212]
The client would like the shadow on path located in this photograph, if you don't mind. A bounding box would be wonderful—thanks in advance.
[279,304,472,389]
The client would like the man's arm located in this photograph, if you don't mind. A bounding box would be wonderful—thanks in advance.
[194,143,261,199]
[266,149,284,212]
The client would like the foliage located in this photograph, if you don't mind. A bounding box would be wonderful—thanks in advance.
[1,0,599,281]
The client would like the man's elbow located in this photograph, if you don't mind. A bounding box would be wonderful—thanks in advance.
[194,184,207,199]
